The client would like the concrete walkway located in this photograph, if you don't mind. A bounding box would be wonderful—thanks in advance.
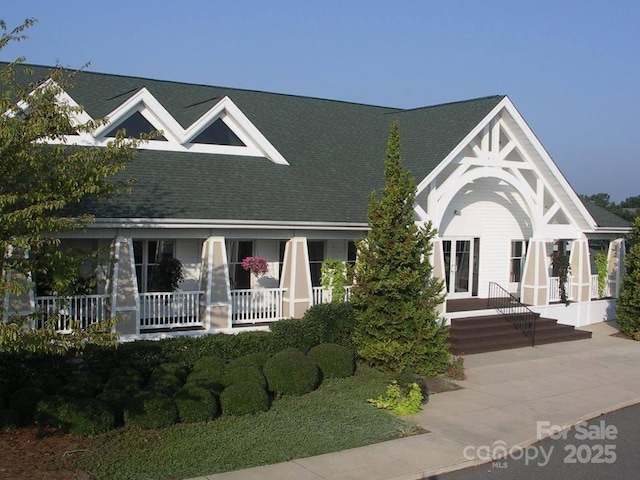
[190,322,640,480]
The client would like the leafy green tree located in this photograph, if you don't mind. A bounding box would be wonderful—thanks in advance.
[0,19,139,353]
[617,217,640,339]
[352,123,449,376]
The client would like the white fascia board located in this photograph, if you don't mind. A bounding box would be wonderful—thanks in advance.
[416,98,509,194]
[90,217,369,231]
[89,89,289,165]
[500,100,598,231]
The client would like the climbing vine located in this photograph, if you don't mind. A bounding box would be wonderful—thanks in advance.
[321,259,348,303]
[551,251,571,304]
[594,252,609,299]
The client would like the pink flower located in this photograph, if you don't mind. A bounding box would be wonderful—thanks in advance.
[241,256,269,277]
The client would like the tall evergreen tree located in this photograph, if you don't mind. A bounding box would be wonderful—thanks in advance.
[352,123,449,375]
[617,217,640,339]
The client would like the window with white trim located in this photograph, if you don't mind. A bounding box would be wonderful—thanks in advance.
[133,240,176,292]
[510,240,527,283]
[227,240,253,290]
[308,241,326,287]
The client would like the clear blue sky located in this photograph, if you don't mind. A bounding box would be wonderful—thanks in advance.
[2,0,638,201]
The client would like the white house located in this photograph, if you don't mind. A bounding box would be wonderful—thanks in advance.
[3,64,630,341]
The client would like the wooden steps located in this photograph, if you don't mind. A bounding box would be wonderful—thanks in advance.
[449,314,592,355]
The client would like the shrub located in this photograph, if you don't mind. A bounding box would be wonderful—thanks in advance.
[115,341,165,378]
[269,318,323,353]
[226,352,270,371]
[174,384,219,423]
[110,366,145,387]
[10,386,45,425]
[60,372,104,398]
[225,366,267,389]
[187,356,226,393]
[35,395,115,436]
[151,363,188,383]
[0,409,18,430]
[146,373,183,397]
[308,343,355,378]
[31,374,63,395]
[219,382,270,416]
[302,303,356,346]
[104,375,143,395]
[97,389,131,425]
[263,350,320,396]
[124,392,179,429]
[618,217,640,339]
[367,381,423,415]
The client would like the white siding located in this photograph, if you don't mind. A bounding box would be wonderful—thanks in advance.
[439,178,533,297]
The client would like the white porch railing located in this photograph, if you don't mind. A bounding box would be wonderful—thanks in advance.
[34,294,109,332]
[139,291,203,330]
[231,288,286,324]
[590,274,611,299]
[312,286,352,305]
[548,276,573,303]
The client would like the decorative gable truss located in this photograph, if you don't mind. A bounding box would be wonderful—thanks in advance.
[51,85,289,165]
[414,97,596,239]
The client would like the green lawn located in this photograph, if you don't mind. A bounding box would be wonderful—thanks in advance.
[74,366,412,480]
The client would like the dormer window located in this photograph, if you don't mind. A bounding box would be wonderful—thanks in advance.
[105,111,167,141]
[192,118,245,146]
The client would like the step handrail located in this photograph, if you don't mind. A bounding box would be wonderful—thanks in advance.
[487,282,537,347]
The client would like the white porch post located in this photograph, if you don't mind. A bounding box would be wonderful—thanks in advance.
[198,237,232,329]
[520,239,549,306]
[279,237,313,318]
[569,239,591,302]
[607,238,626,298]
[431,238,447,314]
[108,236,139,336]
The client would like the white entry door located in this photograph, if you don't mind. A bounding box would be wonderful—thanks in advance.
[442,238,478,298]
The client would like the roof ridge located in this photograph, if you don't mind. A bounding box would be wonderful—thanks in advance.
[7,61,404,112]
[388,95,506,115]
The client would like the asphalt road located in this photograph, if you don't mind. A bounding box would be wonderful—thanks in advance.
[431,403,639,480]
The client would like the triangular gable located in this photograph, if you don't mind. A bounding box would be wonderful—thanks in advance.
[104,111,168,141]
[414,96,599,236]
[49,85,288,165]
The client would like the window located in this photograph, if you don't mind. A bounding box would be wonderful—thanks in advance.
[307,241,325,287]
[192,118,245,146]
[278,240,287,279]
[105,111,167,140]
[347,241,357,267]
[227,240,253,289]
[510,240,527,283]
[133,240,176,292]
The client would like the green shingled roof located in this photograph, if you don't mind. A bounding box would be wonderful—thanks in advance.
[8,64,508,223]
[580,199,631,229]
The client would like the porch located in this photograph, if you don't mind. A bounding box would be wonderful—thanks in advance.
[33,286,352,335]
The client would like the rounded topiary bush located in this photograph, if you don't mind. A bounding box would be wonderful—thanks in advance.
[10,386,45,425]
[110,366,145,387]
[174,384,219,423]
[227,352,270,371]
[97,389,130,425]
[224,366,267,389]
[0,409,18,431]
[31,374,64,395]
[219,382,270,416]
[104,375,142,395]
[124,391,179,429]
[60,372,104,398]
[263,350,320,396]
[308,343,356,378]
[35,395,115,436]
[186,356,226,393]
[151,363,188,383]
[146,373,183,396]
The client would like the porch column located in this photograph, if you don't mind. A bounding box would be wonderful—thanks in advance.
[569,239,591,302]
[108,236,139,336]
[199,237,231,329]
[607,238,626,298]
[280,237,313,318]
[431,238,447,314]
[520,239,549,306]
[2,247,35,321]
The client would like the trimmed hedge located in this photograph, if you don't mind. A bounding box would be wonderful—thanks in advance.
[110,366,145,387]
[124,392,179,429]
[97,389,131,425]
[226,352,270,371]
[174,384,219,423]
[263,350,320,396]
[35,395,115,436]
[151,363,188,383]
[31,374,63,395]
[219,382,270,416]
[225,366,267,389]
[146,373,183,397]
[308,343,356,378]
[186,356,226,393]
[60,372,104,398]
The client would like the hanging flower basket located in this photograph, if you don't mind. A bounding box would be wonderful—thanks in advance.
[241,256,269,277]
